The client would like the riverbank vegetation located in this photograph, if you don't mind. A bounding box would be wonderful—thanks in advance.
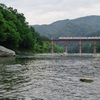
[0,3,63,53]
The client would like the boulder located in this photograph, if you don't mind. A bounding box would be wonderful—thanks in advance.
[0,46,15,57]
[80,78,94,83]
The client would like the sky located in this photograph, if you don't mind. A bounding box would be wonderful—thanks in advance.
[1,0,100,25]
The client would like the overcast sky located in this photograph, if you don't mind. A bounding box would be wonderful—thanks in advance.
[1,0,100,25]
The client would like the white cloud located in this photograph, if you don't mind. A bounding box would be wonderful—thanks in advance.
[1,0,100,25]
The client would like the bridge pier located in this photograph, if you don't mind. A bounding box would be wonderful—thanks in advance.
[65,42,68,54]
[94,41,96,54]
[79,40,82,56]
[51,38,54,54]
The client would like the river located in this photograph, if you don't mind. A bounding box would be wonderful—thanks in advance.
[0,54,100,100]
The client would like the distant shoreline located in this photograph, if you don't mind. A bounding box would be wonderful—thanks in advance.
[15,53,100,59]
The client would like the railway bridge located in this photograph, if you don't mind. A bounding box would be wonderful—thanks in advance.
[43,37,100,55]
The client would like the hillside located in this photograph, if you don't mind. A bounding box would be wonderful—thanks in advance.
[34,16,100,53]
[34,15,100,39]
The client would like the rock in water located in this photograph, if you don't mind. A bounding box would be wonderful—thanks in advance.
[0,46,15,57]
[80,78,94,83]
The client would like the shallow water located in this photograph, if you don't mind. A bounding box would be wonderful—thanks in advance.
[0,55,100,100]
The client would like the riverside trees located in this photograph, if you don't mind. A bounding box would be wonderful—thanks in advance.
[0,3,63,53]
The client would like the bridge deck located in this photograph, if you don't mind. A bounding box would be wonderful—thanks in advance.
[43,37,100,42]
[59,37,100,40]
[58,37,100,42]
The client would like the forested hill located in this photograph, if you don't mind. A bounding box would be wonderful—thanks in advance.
[34,16,100,39]
[0,3,41,52]
[0,3,63,53]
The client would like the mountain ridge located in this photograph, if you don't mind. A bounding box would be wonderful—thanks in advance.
[33,15,100,39]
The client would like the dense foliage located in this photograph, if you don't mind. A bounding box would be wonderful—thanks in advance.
[0,3,63,53]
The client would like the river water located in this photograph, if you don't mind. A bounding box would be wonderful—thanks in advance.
[0,54,100,100]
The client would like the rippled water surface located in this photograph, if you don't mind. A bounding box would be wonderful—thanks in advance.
[0,55,100,100]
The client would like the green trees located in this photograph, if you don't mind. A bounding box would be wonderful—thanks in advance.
[0,4,38,51]
[0,4,63,53]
